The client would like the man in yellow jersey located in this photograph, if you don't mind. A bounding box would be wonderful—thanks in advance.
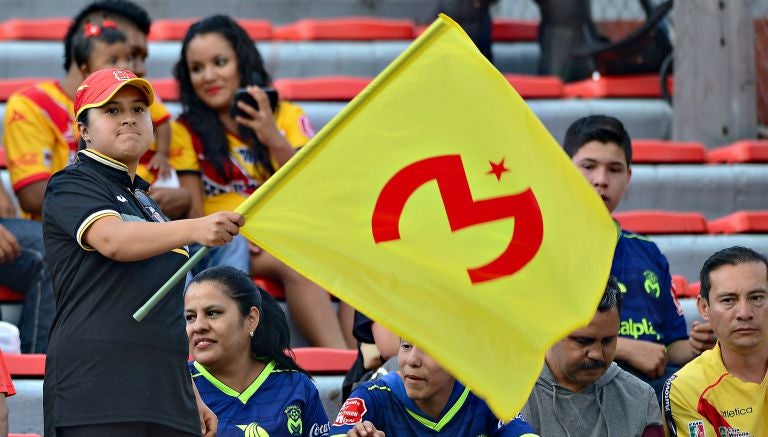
[3,0,192,220]
[663,246,768,437]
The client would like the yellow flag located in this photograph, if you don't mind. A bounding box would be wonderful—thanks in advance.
[237,14,616,418]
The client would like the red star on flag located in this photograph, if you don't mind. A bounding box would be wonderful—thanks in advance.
[486,158,509,181]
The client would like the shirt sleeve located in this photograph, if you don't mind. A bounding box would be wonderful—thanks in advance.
[303,376,330,437]
[149,98,172,127]
[169,121,201,174]
[656,253,688,345]
[3,93,57,191]
[494,417,539,437]
[44,171,121,250]
[275,101,315,149]
[329,385,378,436]
[0,352,15,397]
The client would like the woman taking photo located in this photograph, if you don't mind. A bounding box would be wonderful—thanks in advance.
[172,15,352,349]
[42,68,244,437]
[185,266,330,436]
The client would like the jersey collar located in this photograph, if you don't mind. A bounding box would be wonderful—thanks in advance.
[388,372,471,432]
[78,148,150,191]
[192,360,276,405]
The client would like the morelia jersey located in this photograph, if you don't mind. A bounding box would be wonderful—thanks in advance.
[3,81,173,203]
[612,227,688,346]
[170,101,315,214]
[330,372,538,436]
[662,343,767,437]
[189,360,330,437]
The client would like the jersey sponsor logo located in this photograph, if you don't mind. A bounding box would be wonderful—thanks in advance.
[334,397,367,425]
[284,404,303,436]
[236,422,270,436]
[309,422,330,436]
[688,420,706,437]
[620,318,661,341]
[113,69,132,81]
[643,270,660,298]
[717,427,752,437]
[10,152,41,167]
[720,406,753,418]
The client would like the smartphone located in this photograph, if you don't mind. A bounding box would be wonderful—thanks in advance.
[230,87,279,120]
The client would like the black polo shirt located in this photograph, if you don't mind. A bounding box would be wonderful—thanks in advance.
[42,149,198,435]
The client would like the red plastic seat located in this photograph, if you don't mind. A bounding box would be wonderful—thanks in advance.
[491,19,538,42]
[274,17,415,41]
[564,74,674,98]
[253,277,285,300]
[613,211,708,234]
[631,139,707,164]
[688,281,701,298]
[671,274,691,298]
[504,74,564,99]
[0,147,6,169]
[9,434,43,437]
[0,18,70,40]
[0,285,24,302]
[4,353,45,377]
[149,78,179,102]
[707,140,768,163]
[292,347,356,374]
[0,77,53,102]
[273,76,370,101]
[707,211,768,234]
[149,18,272,41]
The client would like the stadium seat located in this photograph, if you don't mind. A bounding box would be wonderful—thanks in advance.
[504,74,564,99]
[149,78,179,102]
[253,277,285,300]
[274,17,415,41]
[0,147,6,169]
[4,353,45,377]
[706,140,768,163]
[9,434,42,437]
[688,281,701,298]
[564,74,674,98]
[149,18,272,41]
[631,139,707,164]
[671,274,691,298]
[292,347,356,374]
[273,76,370,101]
[0,285,24,303]
[613,210,708,234]
[707,211,768,234]
[0,18,69,40]
[491,19,538,42]
[0,77,51,101]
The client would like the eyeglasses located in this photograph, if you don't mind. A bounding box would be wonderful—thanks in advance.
[132,189,167,223]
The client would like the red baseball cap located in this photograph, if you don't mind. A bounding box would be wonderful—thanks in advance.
[74,68,154,120]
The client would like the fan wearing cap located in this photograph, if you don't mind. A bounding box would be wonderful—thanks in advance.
[41,69,245,437]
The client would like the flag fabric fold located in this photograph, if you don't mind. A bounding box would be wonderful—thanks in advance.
[236,14,617,419]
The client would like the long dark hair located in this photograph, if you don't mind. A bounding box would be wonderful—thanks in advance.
[173,15,273,182]
[189,266,307,375]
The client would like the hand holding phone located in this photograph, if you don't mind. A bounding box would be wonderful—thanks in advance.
[230,87,279,121]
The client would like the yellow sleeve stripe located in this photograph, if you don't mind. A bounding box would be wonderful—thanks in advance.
[76,210,121,251]
[172,248,190,257]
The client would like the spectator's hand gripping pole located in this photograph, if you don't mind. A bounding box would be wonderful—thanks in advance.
[133,246,210,321]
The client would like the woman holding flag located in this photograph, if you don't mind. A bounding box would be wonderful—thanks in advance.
[171,14,353,349]
[41,68,243,437]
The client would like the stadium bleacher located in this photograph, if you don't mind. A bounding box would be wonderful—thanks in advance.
[0,4,766,435]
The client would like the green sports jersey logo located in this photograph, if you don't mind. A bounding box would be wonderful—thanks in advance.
[284,404,303,436]
[643,270,660,298]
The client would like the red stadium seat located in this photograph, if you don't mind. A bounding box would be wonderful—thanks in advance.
[0,77,53,102]
[149,78,179,102]
[707,140,768,163]
[149,18,272,41]
[274,17,415,41]
[9,434,43,437]
[292,347,356,374]
[273,76,370,101]
[504,74,564,99]
[491,19,538,42]
[0,18,70,40]
[707,211,768,234]
[4,353,45,377]
[688,281,701,298]
[671,274,691,298]
[631,139,707,164]
[253,277,285,300]
[613,211,708,234]
[0,285,24,302]
[564,74,674,98]
[0,147,6,169]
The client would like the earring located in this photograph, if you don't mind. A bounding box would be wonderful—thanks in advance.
[249,331,254,338]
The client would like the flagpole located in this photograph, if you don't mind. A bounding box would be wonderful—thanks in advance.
[132,246,209,321]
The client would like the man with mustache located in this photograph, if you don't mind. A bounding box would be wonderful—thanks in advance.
[520,276,664,436]
[662,246,767,437]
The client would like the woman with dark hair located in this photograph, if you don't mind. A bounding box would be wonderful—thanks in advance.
[172,14,353,349]
[185,266,330,436]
